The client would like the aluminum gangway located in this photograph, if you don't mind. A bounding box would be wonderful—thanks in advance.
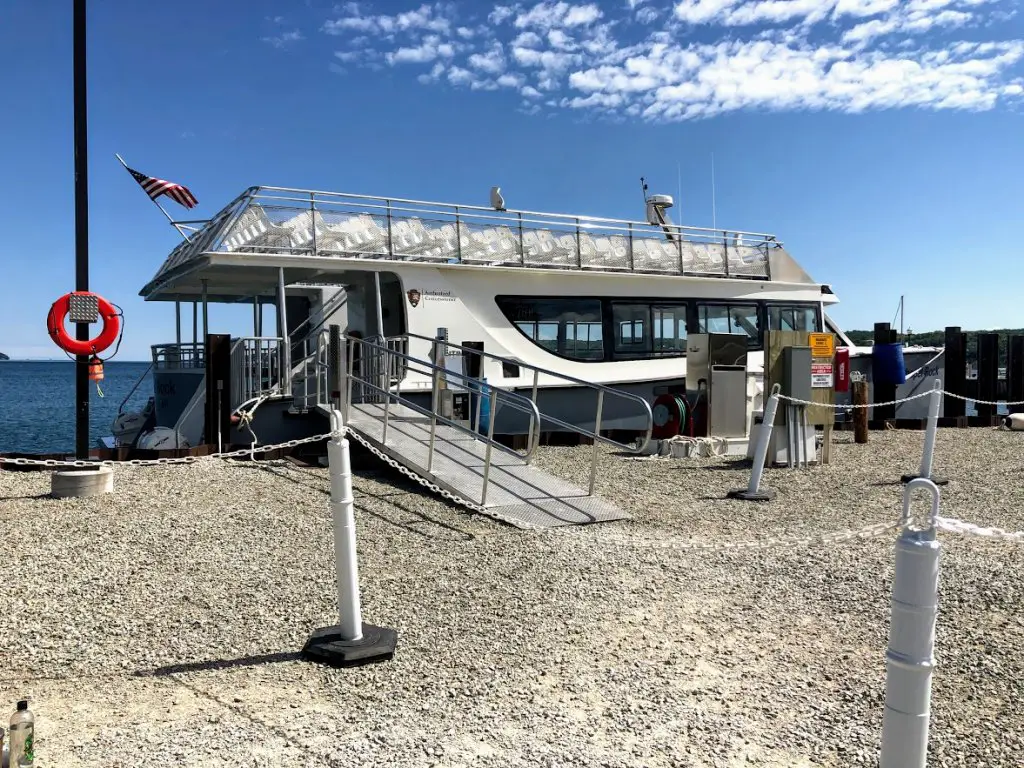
[308,334,653,530]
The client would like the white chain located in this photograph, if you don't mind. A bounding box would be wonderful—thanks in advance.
[941,392,1024,407]
[0,431,339,469]
[776,391,934,409]
[343,428,490,515]
[589,519,901,552]
[937,516,1024,543]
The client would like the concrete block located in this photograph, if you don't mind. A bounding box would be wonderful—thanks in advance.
[51,466,114,498]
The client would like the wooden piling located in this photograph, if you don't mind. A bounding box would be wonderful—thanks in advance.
[977,332,999,420]
[1008,335,1024,414]
[873,322,897,421]
[943,326,966,418]
[852,379,869,444]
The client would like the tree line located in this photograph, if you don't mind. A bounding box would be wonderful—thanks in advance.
[845,329,1024,366]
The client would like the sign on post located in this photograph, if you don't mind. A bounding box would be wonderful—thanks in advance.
[811,362,833,388]
[809,333,835,359]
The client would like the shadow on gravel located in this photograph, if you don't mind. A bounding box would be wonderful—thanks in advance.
[239,459,477,542]
[138,651,303,678]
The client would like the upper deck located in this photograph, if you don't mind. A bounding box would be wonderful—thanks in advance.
[141,186,813,300]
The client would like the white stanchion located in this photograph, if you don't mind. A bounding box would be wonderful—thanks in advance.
[880,478,941,768]
[728,384,781,502]
[902,379,948,486]
[302,409,397,668]
[327,413,363,641]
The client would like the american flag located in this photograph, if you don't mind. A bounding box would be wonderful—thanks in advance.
[126,166,198,209]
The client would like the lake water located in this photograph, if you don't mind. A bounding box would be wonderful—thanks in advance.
[0,361,152,453]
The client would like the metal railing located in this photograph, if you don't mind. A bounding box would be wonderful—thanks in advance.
[346,335,543,506]
[147,186,778,289]
[230,336,285,409]
[404,332,654,495]
[152,342,205,370]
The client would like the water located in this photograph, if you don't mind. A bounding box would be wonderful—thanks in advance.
[0,361,152,454]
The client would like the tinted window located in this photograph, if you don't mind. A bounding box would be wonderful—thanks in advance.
[698,303,760,346]
[497,298,604,361]
[768,305,820,332]
[613,303,650,357]
[652,304,687,355]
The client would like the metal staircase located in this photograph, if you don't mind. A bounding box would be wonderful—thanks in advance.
[298,333,653,529]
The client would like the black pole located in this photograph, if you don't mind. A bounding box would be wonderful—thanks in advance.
[73,0,90,459]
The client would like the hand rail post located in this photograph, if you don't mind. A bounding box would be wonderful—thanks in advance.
[381,346,391,443]
[310,192,317,256]
[588,390,605,495]
[454,206,462,263]
[575,218,582,268]
[427,365,440,472]
[385,199,393,258]
[480,383,496,506]
[628,223,635,270]
[518,211,525,265]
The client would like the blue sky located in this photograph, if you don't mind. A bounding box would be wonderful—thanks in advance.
[0,0,1022,360]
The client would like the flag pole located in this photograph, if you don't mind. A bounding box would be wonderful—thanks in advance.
[115,153,191,242]
[73,0,90,460]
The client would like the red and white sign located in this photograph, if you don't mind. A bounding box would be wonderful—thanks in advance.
[811,362,833,388]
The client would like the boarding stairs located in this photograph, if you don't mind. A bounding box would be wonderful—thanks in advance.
[291,332,654,529]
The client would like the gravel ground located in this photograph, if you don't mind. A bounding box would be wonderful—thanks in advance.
[1,428,1022,767]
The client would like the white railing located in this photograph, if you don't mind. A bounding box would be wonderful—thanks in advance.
[152,342,204,370]
[230,336,285,409]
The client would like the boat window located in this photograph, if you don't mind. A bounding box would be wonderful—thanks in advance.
[652,304,688,355]
[768,304,820,332]
[613,303,651,357]
[697,303,760,346]
[497,297,604,361]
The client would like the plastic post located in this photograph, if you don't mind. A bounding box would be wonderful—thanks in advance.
[881,478,941,768]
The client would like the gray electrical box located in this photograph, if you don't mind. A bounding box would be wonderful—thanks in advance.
[781,346,812,402]
[709,364,747,437]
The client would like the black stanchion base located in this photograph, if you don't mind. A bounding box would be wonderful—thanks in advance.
[727,488,777,502]
[900,474,949,486]
[302,622,398,668]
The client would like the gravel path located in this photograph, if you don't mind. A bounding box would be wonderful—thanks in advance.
[1,428,1022,767]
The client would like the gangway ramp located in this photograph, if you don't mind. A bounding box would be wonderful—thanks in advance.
[345,402,631,529]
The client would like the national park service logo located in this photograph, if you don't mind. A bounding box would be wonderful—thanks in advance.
[407,288,421,308]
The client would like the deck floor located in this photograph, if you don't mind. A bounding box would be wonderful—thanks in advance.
[345,402,630,529]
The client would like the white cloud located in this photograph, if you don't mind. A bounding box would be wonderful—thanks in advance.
[318,0,1024,122]
[468,42,506,73]
[386,36,455,64]
[515,2,603,29]
[262,29,304,48]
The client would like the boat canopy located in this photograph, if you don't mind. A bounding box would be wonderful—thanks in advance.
[139,186,818,302]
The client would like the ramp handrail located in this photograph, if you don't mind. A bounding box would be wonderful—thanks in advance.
[403,332,653,496]
[403,332,654,451]
[346,335,543,504]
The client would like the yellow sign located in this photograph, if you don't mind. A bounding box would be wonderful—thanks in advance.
[809,333,835,358]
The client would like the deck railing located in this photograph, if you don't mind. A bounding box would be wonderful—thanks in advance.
[152,342,205,370]
[150,186,778,286]
[230,336,285,409]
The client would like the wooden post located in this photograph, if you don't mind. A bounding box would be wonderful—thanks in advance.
[853,379,869,444]
[873,322,896,422]
[822,421,833,463]
[1008,335,1024,415]
[977,332,999,421]
[943,326,966,419]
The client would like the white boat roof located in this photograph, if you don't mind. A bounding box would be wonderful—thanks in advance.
[139,186,827,302]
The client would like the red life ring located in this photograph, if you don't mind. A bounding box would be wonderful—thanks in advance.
[46,292,121,357]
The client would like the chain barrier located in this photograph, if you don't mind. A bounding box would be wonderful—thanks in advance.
[940,392,1024,407]
[776,391,933,409]
[0,430,340,470]
[343,427,490,516]
[936,516,1024,543]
